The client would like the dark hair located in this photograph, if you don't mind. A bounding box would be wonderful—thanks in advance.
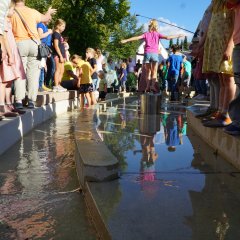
[171,44,180,53]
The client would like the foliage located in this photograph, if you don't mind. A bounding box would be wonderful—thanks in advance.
[26,0,131,56]
[106,14,144,60]
[169,39,173,49]
[183,36,188,50]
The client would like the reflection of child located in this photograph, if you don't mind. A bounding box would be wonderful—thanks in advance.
[98,70,107,101]
[165,114,183,151]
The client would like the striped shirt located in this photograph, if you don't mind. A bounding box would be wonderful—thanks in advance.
[0,0,10,35]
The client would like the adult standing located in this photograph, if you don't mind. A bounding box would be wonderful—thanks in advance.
[202,0,235,127]
[0,0,11,63]
[11,0,56,109]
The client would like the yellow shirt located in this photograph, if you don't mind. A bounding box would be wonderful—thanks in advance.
[63,62,76,81]
[11,6,41,42]
[77,60,92,84]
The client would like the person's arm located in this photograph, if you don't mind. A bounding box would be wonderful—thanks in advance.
[3,31,13,65]
[40,7,57,23]
[37,27,52,40]
[161,34,185,40]
[121,35,143,44]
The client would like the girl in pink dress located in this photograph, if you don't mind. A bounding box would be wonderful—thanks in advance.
[0,5,26,117]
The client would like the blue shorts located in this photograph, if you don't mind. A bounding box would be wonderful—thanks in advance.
[143,53,159,63]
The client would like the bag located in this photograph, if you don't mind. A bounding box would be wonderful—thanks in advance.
[38,43,52,58]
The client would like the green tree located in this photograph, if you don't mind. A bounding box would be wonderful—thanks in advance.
[183,36,188,50]
[106,14,144,59]
[169,39,173,48]
[26,0,131,55]
[176,38,179,46]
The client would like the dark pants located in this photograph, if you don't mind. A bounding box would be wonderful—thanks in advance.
[45,55,55,87]
[195,79,207,95]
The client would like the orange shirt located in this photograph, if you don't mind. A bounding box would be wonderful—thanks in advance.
[11,6,41,42]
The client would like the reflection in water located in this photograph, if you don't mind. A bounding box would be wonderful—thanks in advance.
[97,100,240,240]
[0,113,96,240]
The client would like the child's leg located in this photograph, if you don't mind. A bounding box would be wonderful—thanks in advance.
[54,57,61,86]
[145,63,151,91]
[150,61,159,92]
[89,91,97,105]
[59,62,65,85]
[80,93,84,109]
[85,92,92,106]
[5,81,12,105]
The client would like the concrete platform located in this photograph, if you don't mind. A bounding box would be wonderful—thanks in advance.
[187,108,240,169]
[0,91,79,155]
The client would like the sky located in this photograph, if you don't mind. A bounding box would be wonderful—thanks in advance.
[130,0,210,47]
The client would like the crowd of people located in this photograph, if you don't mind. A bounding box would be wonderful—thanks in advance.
[1,0,240,136]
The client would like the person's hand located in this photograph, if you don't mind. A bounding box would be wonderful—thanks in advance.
[59,56,64,63]
[47,7,57,16]
[121,39,127,44]
[48,29,53,34]
[7,54,14,66]
[223,47,233,61]
[178,34,185,38]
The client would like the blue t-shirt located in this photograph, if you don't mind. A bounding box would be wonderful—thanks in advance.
[121,68,128,81]
[166,117,180,147]
[168,54,183,76]
[37,22,52,46]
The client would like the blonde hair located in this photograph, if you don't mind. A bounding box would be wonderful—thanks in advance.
[86,47,96,56]
[54,19,66,30]
[70,54,82,61]
[121,62,127,69]
[148,19,158,32]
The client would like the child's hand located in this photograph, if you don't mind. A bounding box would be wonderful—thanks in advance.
[59,56,64,63]
[121,40,127,44]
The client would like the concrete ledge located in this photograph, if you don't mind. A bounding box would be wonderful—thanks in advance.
[36,90,78,107]
[74,107,119,187]
[187,109,240,169]
[74,95,138,188]
[0,92,79,155]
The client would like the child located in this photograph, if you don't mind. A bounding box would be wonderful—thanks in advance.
[98,70,107,101]
[70,54,96,110]
[121,19,183,93]
[119,62,127,92]
[0,3,26,119]
[52,19,67,92]
[167,44,183,101]
[86,47,98,91]
[63,36,70,62]
[181,56,192,98]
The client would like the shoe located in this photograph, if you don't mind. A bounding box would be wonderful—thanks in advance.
[14,102,23,110]
[53,85,67,92]
[195,108,216,119]
[224,121,240,135]
[203,115,232,128]
[58,85,67,92]
[3,111,19,117]
[201,111,221,123]
[28,101,35,109]
[42,85,52,92]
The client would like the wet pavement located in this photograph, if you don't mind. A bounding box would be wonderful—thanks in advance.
[92,99,240,240]
[0,112,97,240]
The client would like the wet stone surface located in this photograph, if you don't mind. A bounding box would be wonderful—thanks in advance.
[0,112,97,240]
[92,99,240,240]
